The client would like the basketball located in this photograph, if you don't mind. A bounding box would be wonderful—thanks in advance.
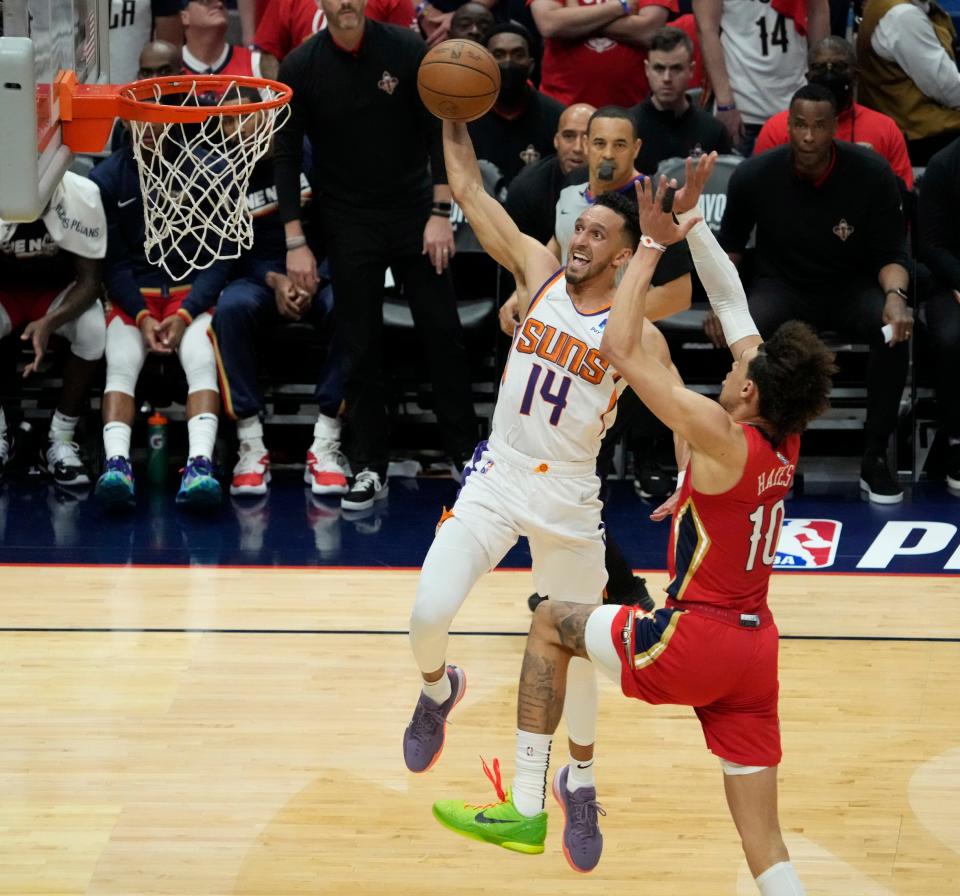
[417,39,501,123]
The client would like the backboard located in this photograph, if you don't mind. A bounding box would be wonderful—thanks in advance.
[0,0,110,221]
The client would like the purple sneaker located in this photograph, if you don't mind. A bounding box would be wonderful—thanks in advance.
[552,765,606,873]
[403,665,467,773]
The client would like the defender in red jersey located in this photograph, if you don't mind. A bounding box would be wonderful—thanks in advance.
[432,158,836,895]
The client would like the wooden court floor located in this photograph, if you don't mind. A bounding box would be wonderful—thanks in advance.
[0,566,958,895]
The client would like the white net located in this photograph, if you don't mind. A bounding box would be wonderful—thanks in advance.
[124,78,291,281]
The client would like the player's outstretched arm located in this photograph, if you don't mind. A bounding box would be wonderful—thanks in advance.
[602,176,741,457]
[443,121,558,314]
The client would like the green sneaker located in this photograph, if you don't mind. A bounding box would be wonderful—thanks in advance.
[432,758,547,855]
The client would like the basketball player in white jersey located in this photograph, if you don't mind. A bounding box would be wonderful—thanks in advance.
[403,122,709,854]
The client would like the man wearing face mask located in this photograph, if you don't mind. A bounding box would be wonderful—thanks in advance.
[466,23,564,188]
[754,37,913,189]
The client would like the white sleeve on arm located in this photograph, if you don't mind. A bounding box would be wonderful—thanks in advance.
[872,4,960,109]
[676,206,760,345]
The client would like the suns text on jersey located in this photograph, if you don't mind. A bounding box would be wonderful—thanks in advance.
[757,462,796,496]
[515,317,609,384]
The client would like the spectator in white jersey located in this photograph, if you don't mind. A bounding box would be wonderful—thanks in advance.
[694,0,828,155]
[108,0,183,85]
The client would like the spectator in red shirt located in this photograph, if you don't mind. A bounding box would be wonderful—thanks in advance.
[180,0,262,76]
[256,0,416,78]
[529,0,677,108]
[754,36,913,189]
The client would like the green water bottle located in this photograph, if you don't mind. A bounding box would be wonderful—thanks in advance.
[147,412,168,485]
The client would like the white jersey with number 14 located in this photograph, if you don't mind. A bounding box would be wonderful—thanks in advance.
[492,269,627,464]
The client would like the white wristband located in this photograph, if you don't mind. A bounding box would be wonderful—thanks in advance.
[640,234,667,253]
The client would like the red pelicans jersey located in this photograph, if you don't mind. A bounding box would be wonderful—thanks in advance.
[493,269,627,463]
[666,424,800,615]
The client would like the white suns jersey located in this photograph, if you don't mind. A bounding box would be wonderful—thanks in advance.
[720,0,808,125]
[492,270,627,464]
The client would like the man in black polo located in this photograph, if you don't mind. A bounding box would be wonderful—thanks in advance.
[719,84,913,503]
[504,101,594,245]
[628,26,731,174]
[275,0,478,512]
[466,23,564,189]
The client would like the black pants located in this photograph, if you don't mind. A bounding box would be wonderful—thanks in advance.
[749,276,909,454]
[323,210,478,477]
[924,287,960,439]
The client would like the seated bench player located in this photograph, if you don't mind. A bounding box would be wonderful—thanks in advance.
[0,174,107,485]
[90,124,233,509]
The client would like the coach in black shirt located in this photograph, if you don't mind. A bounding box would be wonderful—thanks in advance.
[628,27,731,175]
[275,0,477,510]
[719,84,912,504]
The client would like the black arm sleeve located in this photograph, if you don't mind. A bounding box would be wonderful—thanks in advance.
[274,54,309,224]
[718,165,755,255]
[918,149,960,291]
[864,163,909,273]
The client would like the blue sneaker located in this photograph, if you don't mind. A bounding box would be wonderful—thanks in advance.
[176,456,222,508]
[95,456,136,509]
[552,765,606,873]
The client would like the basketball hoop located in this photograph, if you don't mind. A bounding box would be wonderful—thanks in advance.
[57,72,293,280]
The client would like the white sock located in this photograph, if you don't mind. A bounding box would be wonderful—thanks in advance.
[567,754,595,792]
[756,861,805,896]
[311,414,340,453]
[237,415,265,452]
[49,410,79,442]
[103,422,132,460]
[512,729,552,817]
[422,672,452,705]
[187,412,218,460]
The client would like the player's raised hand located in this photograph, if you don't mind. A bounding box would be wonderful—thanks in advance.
[636,175,701,248]
[671,151,718,216]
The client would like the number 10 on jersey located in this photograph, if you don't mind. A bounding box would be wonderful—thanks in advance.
[519,363,571,426]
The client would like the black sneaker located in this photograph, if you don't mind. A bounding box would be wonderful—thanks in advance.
[528,592,548,612]
[41,439,91,488]
[859,454,903,504]
[947,444,960,492]
[604,575,655,612]
[341,469,389,512]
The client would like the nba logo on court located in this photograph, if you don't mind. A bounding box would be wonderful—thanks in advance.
[774,519,842,569]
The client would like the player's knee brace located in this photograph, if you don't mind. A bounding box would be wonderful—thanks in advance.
[104,318,146,396]
[60,300,106,361]
[178,313,219,395]
[720,758,769,776]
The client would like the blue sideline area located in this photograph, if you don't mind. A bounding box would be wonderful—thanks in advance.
[1,473,958,575]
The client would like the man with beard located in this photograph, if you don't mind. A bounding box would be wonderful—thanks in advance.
[754,37,912,189]
[467,23,563,188]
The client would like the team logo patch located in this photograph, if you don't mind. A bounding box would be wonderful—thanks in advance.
[832,218,854,241]
[378,71,399,95]
[774,519,842,569]
[519,145,540,165]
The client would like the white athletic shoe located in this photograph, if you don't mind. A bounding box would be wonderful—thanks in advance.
[304,439,350,496]
[231,442,271,496]
[43,439,91,487]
